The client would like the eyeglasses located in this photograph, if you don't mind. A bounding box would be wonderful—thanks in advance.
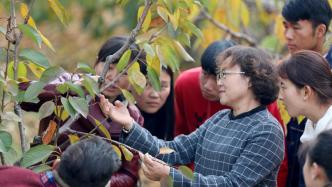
[216,69,245,80]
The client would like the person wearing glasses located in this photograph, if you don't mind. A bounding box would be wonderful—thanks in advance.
[100,46,285,186]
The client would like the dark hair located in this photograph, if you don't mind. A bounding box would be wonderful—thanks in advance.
[217,46,279,105]
[57,137,121,187]
[282,0,332,31]
[139,66,174,140]
[201,40,237,75]
[298,129,332,182]
[278,50,332,104]
[95,36,146,70]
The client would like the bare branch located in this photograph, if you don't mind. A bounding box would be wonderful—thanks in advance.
[99,0,153,84]
[200,8,257,46]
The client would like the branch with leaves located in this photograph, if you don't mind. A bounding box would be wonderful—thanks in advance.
[200,8,257,46]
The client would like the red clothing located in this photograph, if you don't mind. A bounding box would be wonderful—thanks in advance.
[0,166,44,187]
[174,67,288,187]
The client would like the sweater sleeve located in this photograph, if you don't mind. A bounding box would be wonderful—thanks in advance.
[169,121,284,187]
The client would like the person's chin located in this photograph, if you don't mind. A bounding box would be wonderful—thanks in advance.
[202,92,218,101]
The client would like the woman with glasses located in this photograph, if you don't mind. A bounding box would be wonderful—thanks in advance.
[100,46,285,186]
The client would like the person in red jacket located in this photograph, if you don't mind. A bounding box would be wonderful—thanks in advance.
[174,40,288,187]
[20,36,144,187]
[0,137,121,187]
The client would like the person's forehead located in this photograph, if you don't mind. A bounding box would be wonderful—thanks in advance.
[283,19,313,26]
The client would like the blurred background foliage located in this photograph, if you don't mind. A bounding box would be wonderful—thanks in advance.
[1,0,318,72]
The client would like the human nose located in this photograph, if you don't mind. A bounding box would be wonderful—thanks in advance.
[284,28,294,40]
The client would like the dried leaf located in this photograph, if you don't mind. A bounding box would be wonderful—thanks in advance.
[112,145,122,160]
[42,120,57,145]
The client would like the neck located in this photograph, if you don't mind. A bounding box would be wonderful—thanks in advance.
[305,102,331,123]
[231,97,260,116]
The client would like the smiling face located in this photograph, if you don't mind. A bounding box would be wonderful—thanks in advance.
[95,62,130,101]
[133,70,171,114]
[278,77,305,117]
[283,20,323,54]
[199,70,219,101]
[216,58,251,107]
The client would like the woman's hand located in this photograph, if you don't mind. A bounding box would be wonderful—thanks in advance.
[99,94,134,129]
[139,152,170,181]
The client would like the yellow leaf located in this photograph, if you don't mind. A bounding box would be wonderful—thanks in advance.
[240,1,250,27]
[120,89,135,105]
[147,54,161,76]
[274,14,286,43]
[48,0,69,26]
[54,106,69,121]
[329,0,332,7]
[27,62,45,78]
[128,62,146,95]
[137,6,152,32]
[169,9,180,30]
[119,144,133,161]
[159,147,175,154]
[277,100,291,126]
[94,119,112,139]
[228,0,241,29]
[42,120,57,145]
[68,134,80,144]
[20,3,55,52]
[157,6,169,22]
[173,41,194,62]
[112,145,122,160]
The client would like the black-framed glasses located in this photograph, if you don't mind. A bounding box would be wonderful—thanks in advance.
[216,69,245,80]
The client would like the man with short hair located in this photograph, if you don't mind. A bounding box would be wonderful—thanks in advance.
[0,137,121,187]
[281,0,332,186]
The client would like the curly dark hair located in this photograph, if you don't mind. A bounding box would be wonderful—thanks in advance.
[217,46,279,105]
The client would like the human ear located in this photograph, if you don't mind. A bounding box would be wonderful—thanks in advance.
[302,85,313,101]
[316,24,326,38]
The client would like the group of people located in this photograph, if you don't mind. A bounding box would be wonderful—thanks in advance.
[1,0,332,186]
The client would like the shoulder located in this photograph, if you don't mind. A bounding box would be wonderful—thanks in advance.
[250,109,283,136]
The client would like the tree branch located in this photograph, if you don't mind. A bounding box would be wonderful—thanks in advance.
[99,0,153,84]
[200,8,257,46]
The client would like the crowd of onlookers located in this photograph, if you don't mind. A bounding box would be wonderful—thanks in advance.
[1,0,332,186]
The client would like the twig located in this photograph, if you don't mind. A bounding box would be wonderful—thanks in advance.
[99,0,153,84]
[101,24,167,92]
[67,128,171,167]
[59,0,154,133]
[200,8,257,46]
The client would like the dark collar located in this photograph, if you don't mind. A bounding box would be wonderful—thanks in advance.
[229,105,266,120]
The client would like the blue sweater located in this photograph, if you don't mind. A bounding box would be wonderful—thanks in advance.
[121,106,285,187]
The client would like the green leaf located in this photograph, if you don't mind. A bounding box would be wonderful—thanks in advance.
[20,144,54,168]
[178,165,194,180]
[0,26,5,35]
[66,82,85,98]
[173,41,194,62]
[18,24,42,48]
[38,100,55,120]
[82,75,99,98]
[32,164,52,173]
[48,0,69,26]
[56,84,69,94]
[176,33,191,47]
[3,147,18,165]
[40,67,65,84]
[24,81,45,102]
[6,80,19,96]
[147,66,161,91]
[120,89,135,105]
[61,97,76,117]
[7,61,28,80]
[0,131,12,152]
[184,21,203,38]
[68,96,89,118]
[143,43,155,57]
[76,63,96,74]
[128,62,146,95]
[19,49,50,68]
[116,49,131,72]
